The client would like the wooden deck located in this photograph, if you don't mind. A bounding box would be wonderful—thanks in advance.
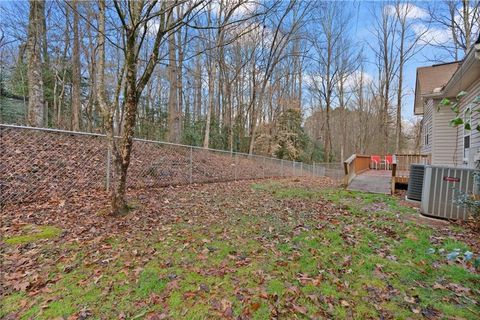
[343,154,431,195]
[347,170,392,194]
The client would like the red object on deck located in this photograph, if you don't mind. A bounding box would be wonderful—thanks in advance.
[371,155,381,169]
[385,155,393,165]
[384,155,393,170]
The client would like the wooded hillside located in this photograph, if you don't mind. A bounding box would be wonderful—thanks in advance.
[1,1,478,160]
[0,0,478,214]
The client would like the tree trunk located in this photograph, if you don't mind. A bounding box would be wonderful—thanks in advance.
[176,14,184,140]
[462,0,471,54]
[324,100,331,162]
[194,43,202,122]
[395,30,405,154]
[56,3,70,128]
[167,17,180,143]
[111,28,139,215]
[85,3,97,133]
[71,0,81,131]
[204,67,214,148]
[339,80,346,163]
[27,0,45,127]
[96,0,175,215]
[248,60,257,155]
[203,7,214,149]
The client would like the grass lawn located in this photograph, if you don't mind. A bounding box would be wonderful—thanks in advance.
[1,178,479,319]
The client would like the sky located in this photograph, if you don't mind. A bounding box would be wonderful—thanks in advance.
[353,1,418,121]
[345,1,474,122]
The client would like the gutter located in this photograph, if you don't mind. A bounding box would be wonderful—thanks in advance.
[443,48,475,95]
[421,92,443,100]
[416,39,480,112]
[428,42,480,98]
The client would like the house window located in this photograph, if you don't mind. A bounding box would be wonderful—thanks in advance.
[424,122,430,146]
[464,135,470,150]
[463,109,472,164]
[464,134,470,161]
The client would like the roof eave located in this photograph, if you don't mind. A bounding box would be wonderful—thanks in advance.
[442,43,480,97]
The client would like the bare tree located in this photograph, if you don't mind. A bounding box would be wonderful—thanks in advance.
[310,1,350,162]
[335,37,358,162]
[392,1,429,153]
[370,3,398,155]
[427,0,480,61]
[95,0,203,215]
[248,0,307,155]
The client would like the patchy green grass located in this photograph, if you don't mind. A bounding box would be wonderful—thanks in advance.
[3,225,62,245]
[2,180,479,319]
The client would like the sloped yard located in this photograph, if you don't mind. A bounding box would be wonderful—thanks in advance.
[1,178,479,319]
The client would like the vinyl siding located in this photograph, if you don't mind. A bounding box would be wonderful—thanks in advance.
[420,99,433,155]
[455,79,480,168]
[432,98,457,166]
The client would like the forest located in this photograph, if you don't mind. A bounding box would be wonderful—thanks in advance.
[0,0,479,213]
[0,1,477,158]
[1,3,480,318]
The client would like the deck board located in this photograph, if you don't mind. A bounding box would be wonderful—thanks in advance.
[347,170,392,194]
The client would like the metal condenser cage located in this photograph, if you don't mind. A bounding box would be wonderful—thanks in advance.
[421,165,477,220]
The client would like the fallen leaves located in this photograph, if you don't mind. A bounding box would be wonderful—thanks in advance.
[340,300,350,307]
[1,177,479,319]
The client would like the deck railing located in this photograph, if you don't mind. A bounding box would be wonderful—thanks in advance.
[392,154,431,190]
[345,153,431,189]
[343,154,371,185]
[393,154,431,176]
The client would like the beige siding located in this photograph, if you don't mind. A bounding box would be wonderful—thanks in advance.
[456,79,480,168]
[420,99,433,155]
[432,98,457,166]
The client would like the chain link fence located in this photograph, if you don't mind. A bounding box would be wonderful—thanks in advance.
[0,124,344,206]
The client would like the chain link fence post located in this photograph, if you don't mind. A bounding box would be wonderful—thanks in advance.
[313,162,315,177]
[281,159,284,177]
[189,146,193,184]
[301,162,303,176]
[106,147,111,192]
[263,157,265,178]
[234,153,238,181]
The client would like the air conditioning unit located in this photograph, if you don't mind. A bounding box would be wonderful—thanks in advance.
[421,165,477,220]
[407,164,426,201]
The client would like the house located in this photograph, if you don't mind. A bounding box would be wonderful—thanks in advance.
[414,35,480,169]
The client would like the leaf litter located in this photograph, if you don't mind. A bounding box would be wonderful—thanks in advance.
[1,177,479,319]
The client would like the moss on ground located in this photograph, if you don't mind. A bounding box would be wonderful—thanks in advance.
[3,225,62,245]
[2,181,479,319]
